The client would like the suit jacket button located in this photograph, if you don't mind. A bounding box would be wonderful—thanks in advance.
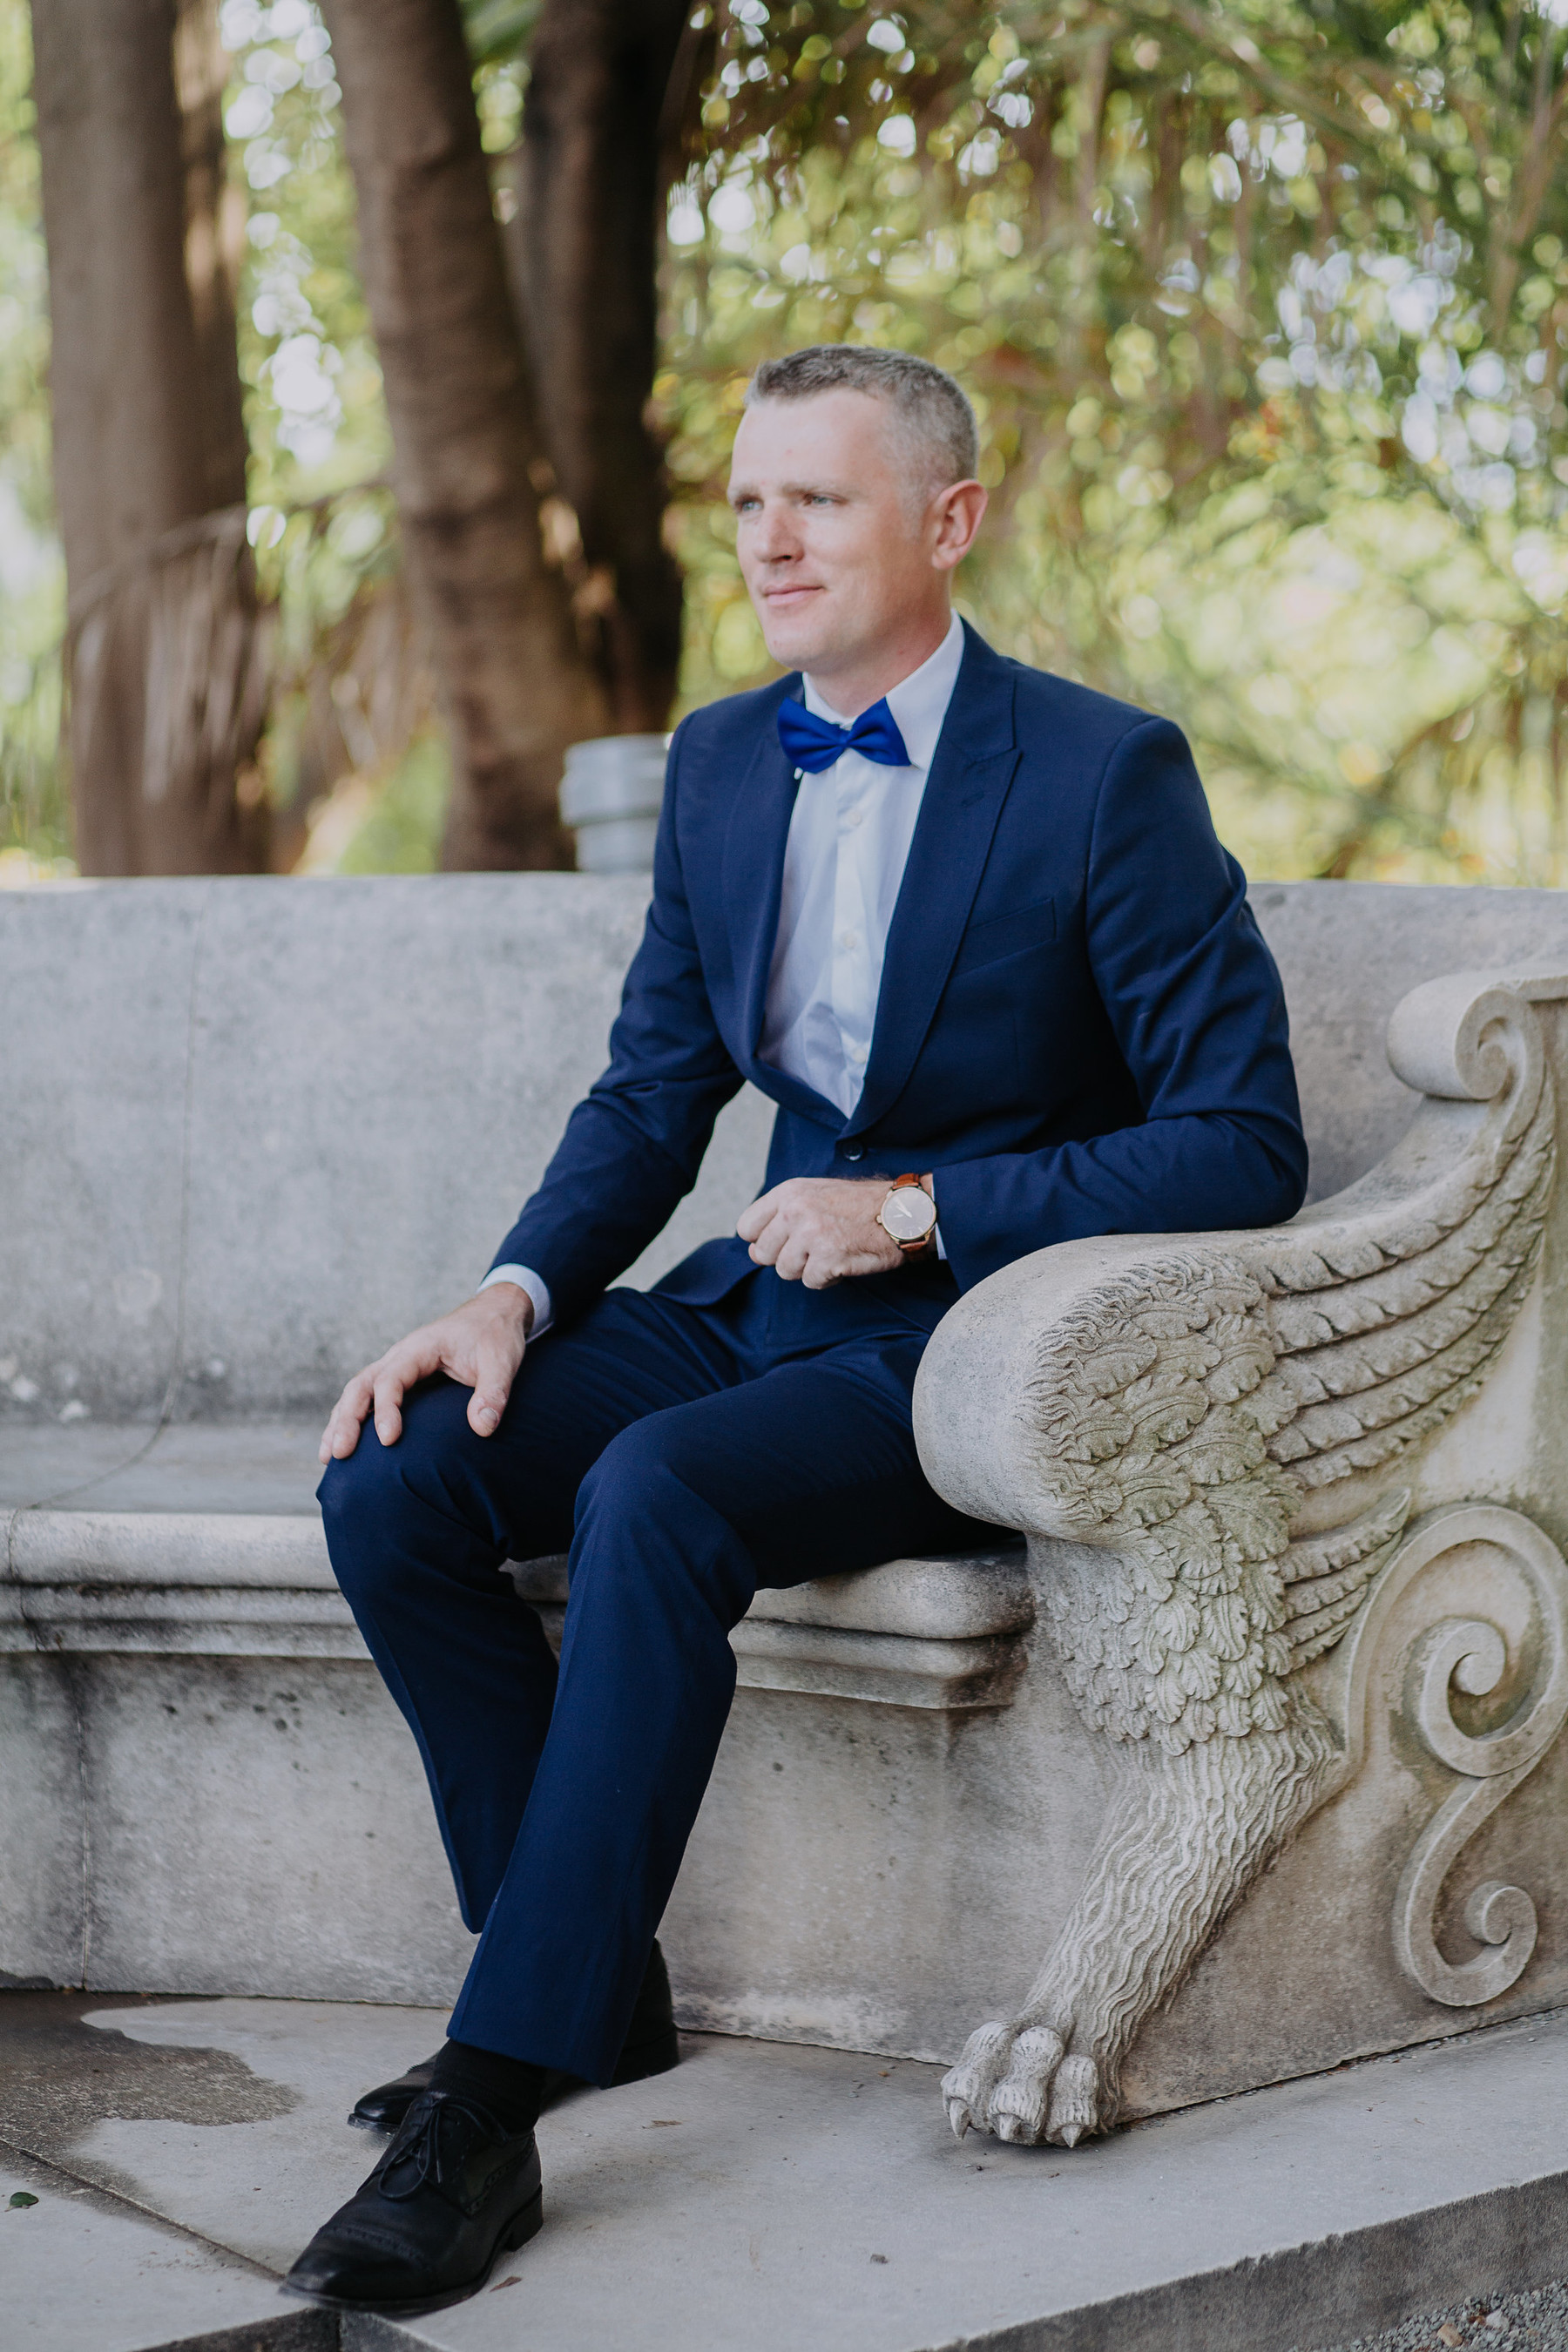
[842,1143,864,1161]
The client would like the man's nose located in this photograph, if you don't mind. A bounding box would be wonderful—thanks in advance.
[754,502,801,562]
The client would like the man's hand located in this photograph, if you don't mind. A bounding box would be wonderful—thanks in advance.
[736,1176,931,1289]
[318,1283,534,1463]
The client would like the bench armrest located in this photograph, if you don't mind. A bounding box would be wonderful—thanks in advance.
[913,967,1565,1556]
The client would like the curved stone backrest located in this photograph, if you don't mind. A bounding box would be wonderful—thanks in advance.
[1249,882,1568,1201]
[0,875,772,1422]
[1,873,1565,1420]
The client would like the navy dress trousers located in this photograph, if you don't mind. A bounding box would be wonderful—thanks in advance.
[319,625,1308,2083]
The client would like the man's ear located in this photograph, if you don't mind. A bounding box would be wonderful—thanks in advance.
[931,479,988,571]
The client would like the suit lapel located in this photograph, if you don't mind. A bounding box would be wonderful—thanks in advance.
[846,629,1021,1138]
[720,684,839,1124]
[721,688,798,1057]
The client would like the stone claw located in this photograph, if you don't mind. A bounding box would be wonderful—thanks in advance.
[940,2020,1011,2146]
[989,2025,1066,2146]
[1045,2053,1100,2147]
[940,2018,1109,2150]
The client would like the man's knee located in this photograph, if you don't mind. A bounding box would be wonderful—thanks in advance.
[317,1429,396,1535]
[317,1381,477,1594]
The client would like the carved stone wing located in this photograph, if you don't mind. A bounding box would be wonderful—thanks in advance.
[1248,972,1553,1493]
[913,973,1558,1754]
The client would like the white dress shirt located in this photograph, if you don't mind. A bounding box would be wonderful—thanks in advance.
[485,610,966,1335]
[758,610,963,1114]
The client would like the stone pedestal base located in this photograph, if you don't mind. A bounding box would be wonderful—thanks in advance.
[8,1990,1568,2352]
[8,1429,1568,2126]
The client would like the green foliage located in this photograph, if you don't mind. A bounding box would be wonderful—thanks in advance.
[0,0,415,873]
[2,0,1564,882]
[220,0,436,867]
[659,0,1568,880]
[219,0,384,502]
[0,0,68,863]
[459,0,543,159]
[462,0,544,70]
[318,733,451,872]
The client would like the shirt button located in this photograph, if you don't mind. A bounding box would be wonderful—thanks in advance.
[839,929,858,951]
[842,1142,865,1161]
[845,808,863,828]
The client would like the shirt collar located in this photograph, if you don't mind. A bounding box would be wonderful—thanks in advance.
[800,609,964,773]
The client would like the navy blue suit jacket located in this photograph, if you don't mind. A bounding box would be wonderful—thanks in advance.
[491,625,1308,1338]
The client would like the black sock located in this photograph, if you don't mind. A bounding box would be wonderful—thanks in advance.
[429,2038,546,2136]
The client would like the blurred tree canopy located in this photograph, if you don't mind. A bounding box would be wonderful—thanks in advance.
[0,0,65,873]
[1,0,1565,882]
[661,0,1568,881]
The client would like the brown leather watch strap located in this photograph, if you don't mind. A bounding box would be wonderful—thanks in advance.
[882,1173,937,1255]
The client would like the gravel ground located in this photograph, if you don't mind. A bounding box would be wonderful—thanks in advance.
[1298,2281,1568,2352]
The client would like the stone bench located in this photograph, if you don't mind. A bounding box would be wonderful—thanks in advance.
[5,874,1568,2136]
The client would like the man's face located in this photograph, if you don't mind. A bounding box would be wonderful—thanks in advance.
[727,389,945,688]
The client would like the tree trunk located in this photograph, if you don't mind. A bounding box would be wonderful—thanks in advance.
[321,0,612,870]
[506,0,692,734]
[174,0,249,513]
[30,0,268,875]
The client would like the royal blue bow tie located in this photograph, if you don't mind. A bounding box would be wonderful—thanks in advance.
[777,696,910,774]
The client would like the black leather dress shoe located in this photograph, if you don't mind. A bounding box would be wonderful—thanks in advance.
[286,2091,542,2316]
[349,1939,679,2132]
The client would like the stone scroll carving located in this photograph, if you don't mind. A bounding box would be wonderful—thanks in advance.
[1367,1506,1568,2008]
[914,970,1563,2149]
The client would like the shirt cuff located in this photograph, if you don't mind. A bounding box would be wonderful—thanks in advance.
[480,1263,552,1339]
[927,1173,945,1262]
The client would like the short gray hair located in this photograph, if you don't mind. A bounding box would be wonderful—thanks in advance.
[745,346,979,493]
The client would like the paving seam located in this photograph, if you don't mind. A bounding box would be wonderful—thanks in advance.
[3,2131,336,2352]
[0,2126,290,2286]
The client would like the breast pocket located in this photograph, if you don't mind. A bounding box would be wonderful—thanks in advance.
[950,896,1057,977]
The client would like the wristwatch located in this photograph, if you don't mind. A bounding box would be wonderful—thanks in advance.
[876,1173,938,1255]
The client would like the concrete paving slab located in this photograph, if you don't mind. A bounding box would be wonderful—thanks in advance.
[0,2143,326,2352]
[64,1994,446,2267]
[5,1994,1563,2352]
[0,1992,423,2348]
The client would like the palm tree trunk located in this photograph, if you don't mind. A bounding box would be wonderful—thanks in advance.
[321,0,612,869]
[30,0,268,874]
[174,0,249,514]
[506,0,692,734]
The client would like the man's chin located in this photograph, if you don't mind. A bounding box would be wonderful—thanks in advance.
[759,610,841,676]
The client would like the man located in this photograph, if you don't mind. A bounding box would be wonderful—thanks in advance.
[288,345,1308,2317]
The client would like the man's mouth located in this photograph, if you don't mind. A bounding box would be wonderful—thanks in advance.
[762,583,823,605]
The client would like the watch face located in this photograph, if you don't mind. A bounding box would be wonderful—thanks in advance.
[882,1186,936,1241]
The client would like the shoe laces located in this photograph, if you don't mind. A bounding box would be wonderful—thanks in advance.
[376,2090,505,2206]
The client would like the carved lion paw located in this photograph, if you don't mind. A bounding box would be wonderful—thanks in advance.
[940,2019,1105,2148]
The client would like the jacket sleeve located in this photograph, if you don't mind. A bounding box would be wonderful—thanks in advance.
[931,716,1308,1293]
[487,724,744,1324]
